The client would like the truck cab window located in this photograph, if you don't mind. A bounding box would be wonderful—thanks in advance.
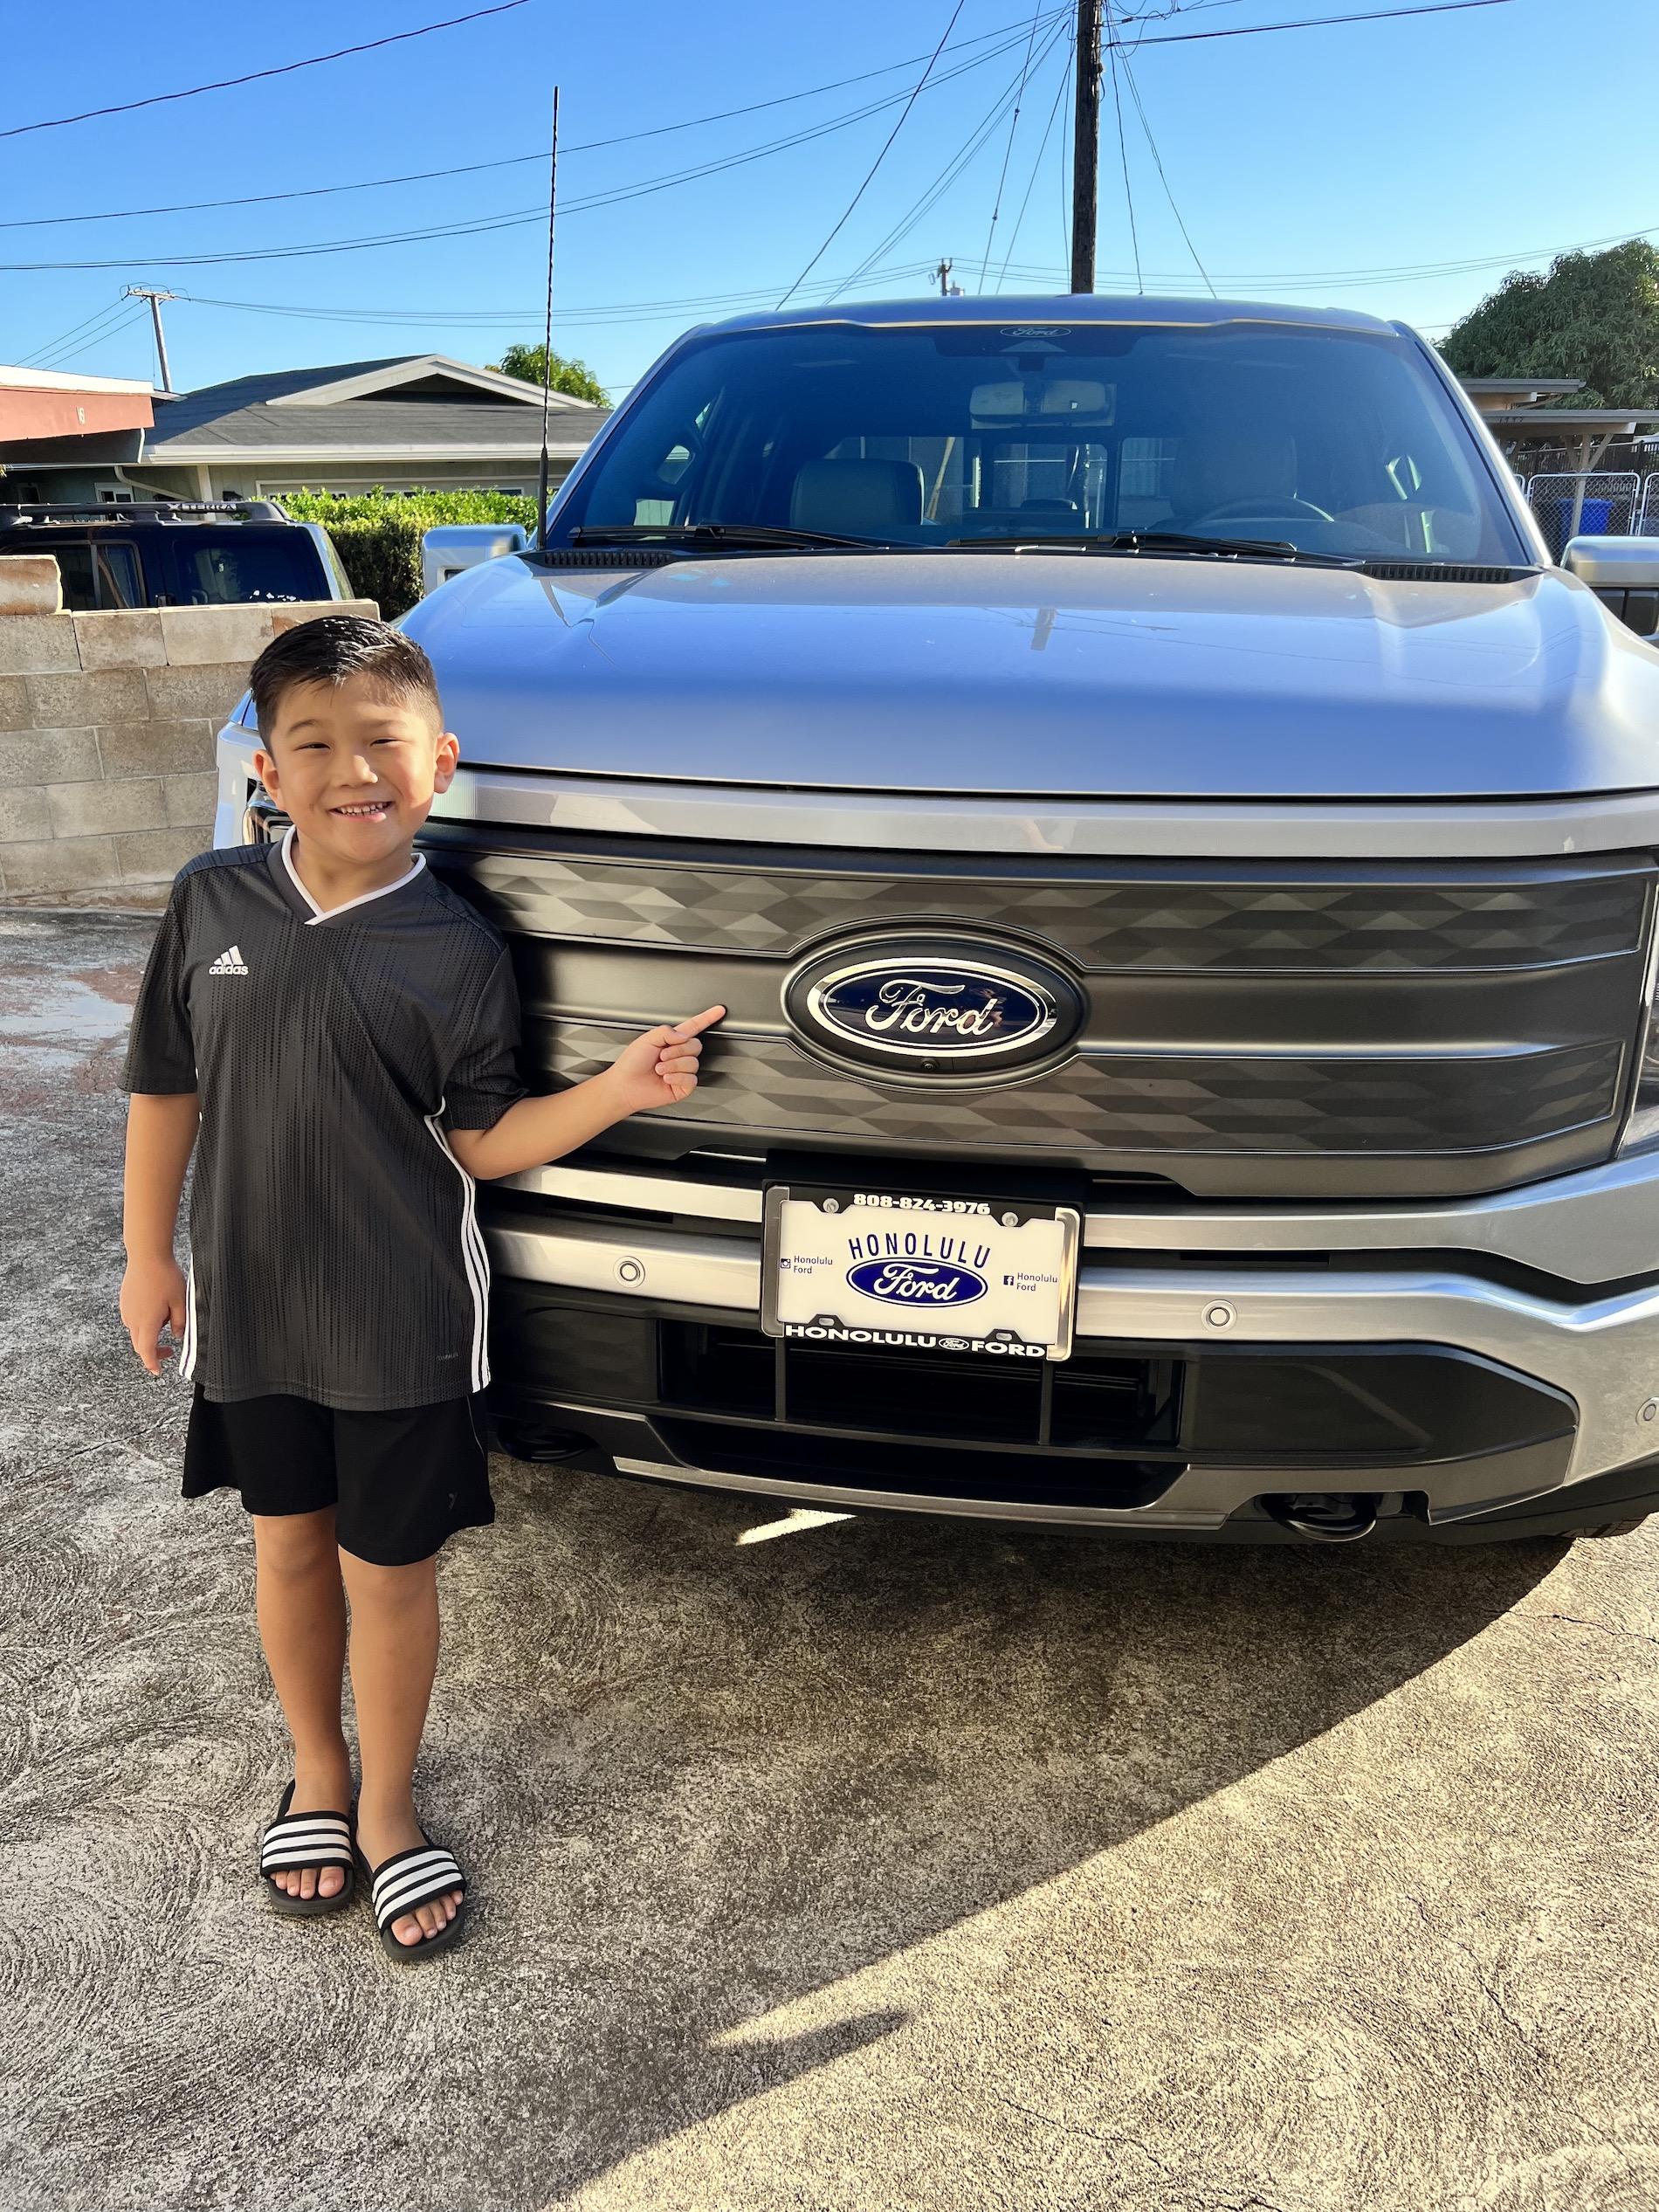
[554,321,1527,564]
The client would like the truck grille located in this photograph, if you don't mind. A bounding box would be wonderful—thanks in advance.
[424,825,1656,1202]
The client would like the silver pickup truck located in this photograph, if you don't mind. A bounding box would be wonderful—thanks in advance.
[217,296,1659,1546]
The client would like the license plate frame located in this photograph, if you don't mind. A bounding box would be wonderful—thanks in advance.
[761,1182,1081,1362]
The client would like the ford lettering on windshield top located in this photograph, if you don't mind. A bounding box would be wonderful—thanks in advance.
[786,939,1084,1078]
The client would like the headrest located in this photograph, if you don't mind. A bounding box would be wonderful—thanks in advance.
[790,458,925,535]
[1174,431,1299,515]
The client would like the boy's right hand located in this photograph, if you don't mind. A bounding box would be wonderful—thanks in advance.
[120,1253,188,1376]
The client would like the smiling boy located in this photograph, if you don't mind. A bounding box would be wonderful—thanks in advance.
[118,614,721,1960]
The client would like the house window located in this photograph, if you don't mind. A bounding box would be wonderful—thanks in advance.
[95,483,135,505]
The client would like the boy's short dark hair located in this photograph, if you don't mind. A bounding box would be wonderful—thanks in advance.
[248,614,442,741]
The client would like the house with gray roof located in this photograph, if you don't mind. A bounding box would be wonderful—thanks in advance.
[0,354,609,504]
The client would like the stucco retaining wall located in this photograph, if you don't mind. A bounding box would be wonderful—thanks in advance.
[0,562,377,896]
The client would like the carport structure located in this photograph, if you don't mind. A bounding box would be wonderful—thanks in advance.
[1461,376,1659,542]
[0,365,154,498]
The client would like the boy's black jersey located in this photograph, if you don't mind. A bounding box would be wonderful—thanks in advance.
[121,828,527,1411]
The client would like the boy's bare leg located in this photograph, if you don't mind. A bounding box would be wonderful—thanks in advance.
[338,1549,464,1947]
[251,1510,353,1901]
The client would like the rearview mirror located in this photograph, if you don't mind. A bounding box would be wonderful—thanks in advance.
[969,379,1112,420]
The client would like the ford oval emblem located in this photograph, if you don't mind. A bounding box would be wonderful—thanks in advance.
[846,1258,988,1306]
[783,936,1084,1082]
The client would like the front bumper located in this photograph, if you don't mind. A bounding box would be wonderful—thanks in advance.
[478,1147,1659,1537]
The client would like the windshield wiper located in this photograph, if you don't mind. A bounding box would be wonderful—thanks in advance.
[568,522,892,552]
[947,529,1363,568]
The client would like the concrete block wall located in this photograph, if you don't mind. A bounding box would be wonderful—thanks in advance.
[0,583,378,897]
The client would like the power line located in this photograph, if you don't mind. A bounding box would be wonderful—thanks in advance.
[779,1,968,307]
[32,307,152,378]
[994,31,1072,287]
[0,158,542,235]
[566,10,1067,152]
[0,24,1061,274]
[834,17,1070,298]
[1105,12,1142,292]
[39,197,1645,348]
[1123,0,1518,45]
[181,261,950,333]
[977,1,1045,290]
[27,304,147,375]
[16,294,130,368]
[977,215,1659,291]
[1116,41,1215,293]
[0,209,542,276]
[0,1,1509,281]
[0,10,1067,234]
[0,2,530,142]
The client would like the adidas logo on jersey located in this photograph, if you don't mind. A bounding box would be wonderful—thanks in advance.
[209,945,249,975]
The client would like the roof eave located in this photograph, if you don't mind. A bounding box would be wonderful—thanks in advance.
[138,441,595,462]
[267,354,582,410]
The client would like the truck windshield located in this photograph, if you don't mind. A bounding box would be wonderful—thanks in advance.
[554,319,1528,564]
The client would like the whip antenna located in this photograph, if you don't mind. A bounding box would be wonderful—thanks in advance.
[534,85,560,552]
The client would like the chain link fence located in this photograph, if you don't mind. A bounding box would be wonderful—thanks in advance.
[1527,472,1642,558]
[1637,472,1659,538]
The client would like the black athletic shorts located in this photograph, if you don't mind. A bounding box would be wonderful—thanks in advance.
[182,1386,495,1565]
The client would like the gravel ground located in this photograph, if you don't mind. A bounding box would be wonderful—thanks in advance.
[3,908,1659,2212]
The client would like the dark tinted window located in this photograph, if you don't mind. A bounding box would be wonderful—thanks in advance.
[184,534,323,603]
[558,320,1526,562]
[96,542,141,607]
[19,539,142,610]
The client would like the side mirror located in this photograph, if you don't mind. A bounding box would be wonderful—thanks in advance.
[1562,536,1659,639]
[420,523,530,598]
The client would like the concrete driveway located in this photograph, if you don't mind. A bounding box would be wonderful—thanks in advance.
[3,907,1658,2212]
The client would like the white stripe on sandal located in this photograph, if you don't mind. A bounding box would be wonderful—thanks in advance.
[372,1850,465,1930]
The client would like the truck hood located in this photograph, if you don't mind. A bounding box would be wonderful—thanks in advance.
[403,549,1659,801]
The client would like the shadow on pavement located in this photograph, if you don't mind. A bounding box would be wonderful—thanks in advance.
[0,910,1582,2211]
[426,1463,1566,2202]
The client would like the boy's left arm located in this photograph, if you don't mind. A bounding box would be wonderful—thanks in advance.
[446,1004,725,1181]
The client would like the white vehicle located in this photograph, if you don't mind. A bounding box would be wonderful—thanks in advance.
[218,296,1659,1545]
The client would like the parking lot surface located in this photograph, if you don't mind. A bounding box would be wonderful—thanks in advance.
[3,908,1658,2212]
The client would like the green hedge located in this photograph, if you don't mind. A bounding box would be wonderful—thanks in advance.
[278,489,538,617]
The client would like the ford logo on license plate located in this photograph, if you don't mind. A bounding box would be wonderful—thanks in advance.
[846,1258,988,1306]
[784,936,1084,1081]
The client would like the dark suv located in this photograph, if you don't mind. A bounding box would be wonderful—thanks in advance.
[0,499,351,610]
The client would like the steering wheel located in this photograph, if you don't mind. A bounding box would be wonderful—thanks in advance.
[1191,495,1337,526]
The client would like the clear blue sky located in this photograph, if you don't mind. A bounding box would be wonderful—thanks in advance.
[2,0,1651,403]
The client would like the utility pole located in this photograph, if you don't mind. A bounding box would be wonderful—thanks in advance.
[1070,0,1103,294]
[935,257,953,297]
[124,286,177,392]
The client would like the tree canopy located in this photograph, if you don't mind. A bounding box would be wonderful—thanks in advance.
[492,343,607,406]
[1439,239,1659,409]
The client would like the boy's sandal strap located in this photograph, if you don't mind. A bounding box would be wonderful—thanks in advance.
[369,1843,466,1933]
[260,1805,355,1877]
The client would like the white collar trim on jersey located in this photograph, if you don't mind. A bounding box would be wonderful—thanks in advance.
[280,822,426,925]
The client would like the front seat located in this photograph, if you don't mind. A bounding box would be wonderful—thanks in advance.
[1173,430,1299,521]
[790,458,924,536]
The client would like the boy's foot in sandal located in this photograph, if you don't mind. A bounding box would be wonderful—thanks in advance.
[355,1802,466,1958]
[259,1769,358,1915]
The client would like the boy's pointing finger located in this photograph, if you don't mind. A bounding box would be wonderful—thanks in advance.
[670,1005,726,1039]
